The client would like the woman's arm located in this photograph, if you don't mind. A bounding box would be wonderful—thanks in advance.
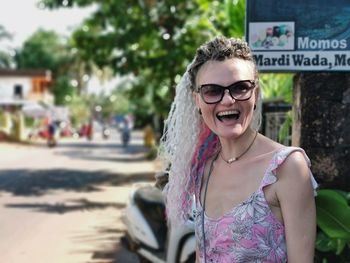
[276,151,316,263]
[196,246,200,263]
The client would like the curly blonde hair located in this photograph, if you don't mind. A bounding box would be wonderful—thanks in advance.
[188,36,258,89]
[159,36,262,226]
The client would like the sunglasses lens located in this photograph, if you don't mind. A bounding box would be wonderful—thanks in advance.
[201,85,223,103]
[229,81,254,100]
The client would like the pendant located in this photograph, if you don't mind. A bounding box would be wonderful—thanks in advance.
[227,157,237,163]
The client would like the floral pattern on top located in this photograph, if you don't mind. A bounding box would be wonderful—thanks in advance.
[194,147,318,263]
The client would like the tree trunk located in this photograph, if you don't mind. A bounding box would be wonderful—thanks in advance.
[292,72,350,191]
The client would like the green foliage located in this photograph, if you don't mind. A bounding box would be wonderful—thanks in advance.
[24,116,36,128]
[39,0,247,130]
[38,0,295,137]
[15,29,66,73]
[14,29,78,104]
[260,73,293,102]
[15,28,99,105]
[260,73,294,142]
[53,75,76,105]
[0,25,13,68]
[0,25,11,39]
[0,109,4,126]
[199,0,245,37]
[94,89,131,121]
[315,189,350,262]
[65,94,91,127]
[316,190,350,240]
[278,110,292,143]
[0,52,13,68]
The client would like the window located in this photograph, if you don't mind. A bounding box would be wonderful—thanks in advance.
[14,84,23,99]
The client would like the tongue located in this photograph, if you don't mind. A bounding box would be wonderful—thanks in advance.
[217,113,239,122]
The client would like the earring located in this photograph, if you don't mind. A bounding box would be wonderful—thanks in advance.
[254,104,256,110]
[198,108,202,115]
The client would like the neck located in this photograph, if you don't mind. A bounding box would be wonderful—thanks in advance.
[219,129,257,162]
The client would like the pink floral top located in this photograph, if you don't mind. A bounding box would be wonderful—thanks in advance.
[195,147,318,263]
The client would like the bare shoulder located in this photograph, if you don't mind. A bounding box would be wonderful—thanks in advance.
[275,150,312,196]
[278,150,309,178]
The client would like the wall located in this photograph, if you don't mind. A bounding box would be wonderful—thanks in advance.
[0,76,32,99]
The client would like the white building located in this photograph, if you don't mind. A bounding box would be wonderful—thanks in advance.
[0,69,53,107]
[0,69,54,140]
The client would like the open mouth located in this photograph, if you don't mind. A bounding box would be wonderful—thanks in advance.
[216,110,240,122]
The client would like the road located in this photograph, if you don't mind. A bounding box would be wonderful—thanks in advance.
[0,130,159,263]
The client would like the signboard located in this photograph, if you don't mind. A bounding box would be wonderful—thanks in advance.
[246,0,350,72]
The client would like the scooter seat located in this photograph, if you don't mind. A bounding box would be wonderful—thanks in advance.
[134,186,167,250]
[134,186,165,207]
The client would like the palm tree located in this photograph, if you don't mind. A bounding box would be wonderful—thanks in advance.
[0,25,13,68]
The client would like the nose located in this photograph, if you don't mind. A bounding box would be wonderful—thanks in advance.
[220,89,235,104]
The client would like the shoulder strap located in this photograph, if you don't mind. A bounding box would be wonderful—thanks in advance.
[194,164,206,203]
[260,147,318,194]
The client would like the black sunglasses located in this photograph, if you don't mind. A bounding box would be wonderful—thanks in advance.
[197,80,256,104]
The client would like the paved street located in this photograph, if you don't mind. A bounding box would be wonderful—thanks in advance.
[0,130,159,263]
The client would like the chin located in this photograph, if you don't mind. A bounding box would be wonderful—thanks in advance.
[215,127,244,139]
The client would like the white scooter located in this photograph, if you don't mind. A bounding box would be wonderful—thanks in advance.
[122,180,196,263]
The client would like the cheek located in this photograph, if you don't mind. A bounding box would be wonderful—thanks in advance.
[200,105,218,126]
[244,100,256,118]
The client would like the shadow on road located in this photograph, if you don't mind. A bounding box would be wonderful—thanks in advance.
[56,142,145,152]
[55,150,149,163]
[0,136,153,263]
[0,169,155,196]
[89,243,140,263]
[5,198,126,214]
[86,225,140,263]
[53,141,151,163]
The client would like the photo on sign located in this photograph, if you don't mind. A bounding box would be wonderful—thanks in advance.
[249,22,295,50]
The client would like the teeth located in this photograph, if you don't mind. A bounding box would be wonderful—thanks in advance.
[217,110,239,117]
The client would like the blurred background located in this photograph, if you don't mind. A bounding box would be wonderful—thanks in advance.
[1,1,348,263]
[0,0,293,147]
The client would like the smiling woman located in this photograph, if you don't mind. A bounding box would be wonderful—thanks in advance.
[159,36,318,263]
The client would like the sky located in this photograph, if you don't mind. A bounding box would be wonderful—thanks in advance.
[0,0,95,49]
[0,0,119,94]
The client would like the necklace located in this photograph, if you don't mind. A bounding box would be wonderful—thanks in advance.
[202,132,257,261]
[219,131,258,164]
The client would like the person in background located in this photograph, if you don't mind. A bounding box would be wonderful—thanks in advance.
[159,36,318,263]
[86,119,93,141]
[144,124,155,148]
[47,120,57,147]
[120,117,131,147]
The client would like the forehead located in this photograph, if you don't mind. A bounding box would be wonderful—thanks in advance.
[196,58,254,86]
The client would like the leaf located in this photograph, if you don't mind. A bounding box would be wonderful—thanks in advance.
[316,231,339,252]
[316,190,350,240]
[278,110,292,143]
[335,239,347,255]
[334,190,350,204]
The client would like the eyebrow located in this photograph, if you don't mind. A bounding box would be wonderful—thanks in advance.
[199,80,254,88]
